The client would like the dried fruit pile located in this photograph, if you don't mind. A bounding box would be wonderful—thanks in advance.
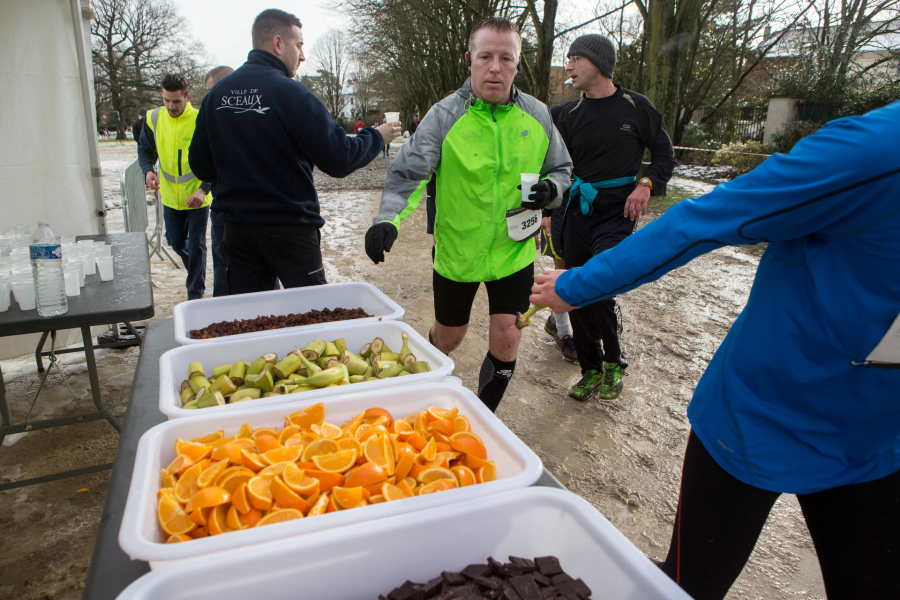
[188,307,372,339]
[157,402,496,542]
[380,556,592,600]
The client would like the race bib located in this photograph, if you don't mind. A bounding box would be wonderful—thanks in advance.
[506,207,542,242]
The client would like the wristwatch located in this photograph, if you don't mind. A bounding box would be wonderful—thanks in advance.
[639,177,653,190]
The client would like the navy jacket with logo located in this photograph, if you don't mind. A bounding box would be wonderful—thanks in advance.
[189,50,384,227]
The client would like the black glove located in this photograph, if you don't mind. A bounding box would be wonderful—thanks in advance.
[517,179,556,210]
[365,222,398,264]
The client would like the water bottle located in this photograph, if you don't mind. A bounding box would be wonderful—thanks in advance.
[30,222,68,317]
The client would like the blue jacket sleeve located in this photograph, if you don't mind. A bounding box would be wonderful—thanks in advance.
[137,123,157,177]
[189,97,217,185]
[291,89,383,178]
[556,107,900,307]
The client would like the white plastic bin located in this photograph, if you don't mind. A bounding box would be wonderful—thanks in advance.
[117,487,691,599]
[120,383,543,567]
[160,320,453,419]
[172,282,404,345]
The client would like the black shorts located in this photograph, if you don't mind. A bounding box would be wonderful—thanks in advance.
[539,205,566,260]
[433,263,534,327]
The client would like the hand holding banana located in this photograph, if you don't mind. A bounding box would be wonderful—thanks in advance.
[530,269,575,314]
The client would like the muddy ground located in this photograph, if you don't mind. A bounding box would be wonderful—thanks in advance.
[0,141,825,599]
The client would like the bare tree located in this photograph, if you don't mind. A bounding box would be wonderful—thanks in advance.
[312,29,353,119]
[349,56,380,122]
[91,0,208,139]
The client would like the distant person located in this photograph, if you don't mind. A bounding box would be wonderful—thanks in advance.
[132,108,146,145]
[203,65,235,297]
[138,73,211,300]
[189,8,399,294]
[354,119,365,133]
[531,101,900,600]
[381,115,391,157]
[408,113,420,135]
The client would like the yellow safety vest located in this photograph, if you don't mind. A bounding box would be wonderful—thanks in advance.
[147,104,211,210]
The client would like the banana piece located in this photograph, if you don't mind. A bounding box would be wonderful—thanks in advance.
[324,342,340,357]
[302,340,326,361]
[273,354,302,379]
[229,361,247,386]
[249,369,274,393]
[229,388,262,403]
[189,375,211,394]
[209,375,236,396]
[213,364,233,378]
[411,361,432,373]
[197,391,226,409]
[298,354,322,376]
[247,357,267,375]
[262,353,278,365]
[377,364,406,379]
[188,361,205,380]
[306,366,345,388]
[332,338,347,355]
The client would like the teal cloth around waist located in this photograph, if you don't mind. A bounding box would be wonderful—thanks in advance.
[568,174,637,215]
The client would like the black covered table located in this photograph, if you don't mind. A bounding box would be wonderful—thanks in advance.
[0,232,154,487]
[82,318,565,600]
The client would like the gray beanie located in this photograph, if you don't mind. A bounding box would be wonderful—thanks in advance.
[138,107,147,117]
[567,34,616,79]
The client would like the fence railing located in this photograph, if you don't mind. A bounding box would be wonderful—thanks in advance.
[699,106,768,144]
[795,101,841,123]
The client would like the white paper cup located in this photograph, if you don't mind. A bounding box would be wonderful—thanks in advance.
[385,112,400,123]
[0,281,10,312]
[520,173,540,205]
[11,280,35,311]
[64,268,81,296]
[96,256,114,281]
[94,244,112,258]
[83,252,96,276]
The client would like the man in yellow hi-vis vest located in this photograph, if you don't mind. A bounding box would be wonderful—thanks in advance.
[138,73,211,300]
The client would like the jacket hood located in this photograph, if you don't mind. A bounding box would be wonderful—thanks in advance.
[456,78,521,106]
[246,49,290,78]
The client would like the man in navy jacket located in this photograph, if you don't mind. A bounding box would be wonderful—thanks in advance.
[189,8,400,294]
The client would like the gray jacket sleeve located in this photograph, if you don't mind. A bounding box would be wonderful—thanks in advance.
[522,97,572,209]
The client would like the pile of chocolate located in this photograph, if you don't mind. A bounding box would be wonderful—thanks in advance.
[188,307,372,339]
[380,556,592,600]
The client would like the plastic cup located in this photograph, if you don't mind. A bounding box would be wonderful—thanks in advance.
[83,252,96,276]
[94,244,112,258]
[96,256,114,281]
[66,257,86,287]
[385,112,400,123]
[60,236,76,245]
[64,268,81,296]
[11,280,35,311]
[0,281,9,312]
[520,173,540,205]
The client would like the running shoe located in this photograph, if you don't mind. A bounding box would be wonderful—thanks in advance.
[555,335,578,363]
[569,369,603,401]
[544,313,557,337]
[597,362,625,399]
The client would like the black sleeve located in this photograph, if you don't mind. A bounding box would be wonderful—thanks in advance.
[137,119,158,177]
[189,97,217,185]
[639,102,676,196]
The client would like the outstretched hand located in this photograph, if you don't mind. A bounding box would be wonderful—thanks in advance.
[530,269,575,314]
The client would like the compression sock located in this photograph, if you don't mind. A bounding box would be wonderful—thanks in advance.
[555,311,573,338]
[477,352,516,412]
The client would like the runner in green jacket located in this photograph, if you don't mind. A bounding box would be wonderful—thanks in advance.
[365,17,573,412]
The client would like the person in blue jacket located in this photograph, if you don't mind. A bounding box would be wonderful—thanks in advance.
[530,102,900,599]
[189,9,400,295]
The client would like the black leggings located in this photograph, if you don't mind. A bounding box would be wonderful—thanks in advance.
[661,431,900,600]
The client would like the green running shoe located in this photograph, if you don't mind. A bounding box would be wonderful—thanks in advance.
[597,362,625,399]
[569,369,603,401]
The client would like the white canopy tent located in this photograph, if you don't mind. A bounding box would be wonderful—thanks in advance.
[0,0,111,359]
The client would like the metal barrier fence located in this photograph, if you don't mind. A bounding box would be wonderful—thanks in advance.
[796,101,841,123]
[699,106,767,143]
[120,158,149,234]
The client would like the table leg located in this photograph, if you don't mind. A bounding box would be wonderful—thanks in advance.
[81,326,122,433]
[35,330,49,373]
[0,366,9,446]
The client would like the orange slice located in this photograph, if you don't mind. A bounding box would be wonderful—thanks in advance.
[258,462,292,477]
[426,406,458,422]
[196,459,230,488]
[247,476,274,511]
[477,463,497,483]
[382,482,412,501]
[226,505,247,530]
[232,482,252,514]
[257,508,303,527]
[363,407,394,426]
[251,427,279,440]
[270,477,309,511]
[190,506,212,527]
[430,418,454,436]
[359,424,388,442]
[165,455,194,477]
[311,422,342,439]
[300,438,339,463]
[466,455,494,470]
[450,436,487,460]
[278,425,302,445]
[364,435,394,473]
[173,461,205,504]
[304,469,345,492]
[307,492,329,516]
[396,478,416,498]
[312,449,357,473]
[242,508,262,527]
[407,432,428,451]
[283,463,321,495]
[332,486,365,509]
[416,479,457,495]
[262,445,301,465]
[175,439,213,463]
[240,450,266,472]
[453,415,470,433]
[166,533,193,543]
[254,434,281,454]
[287,402,325,429]
[217,469,254,493]
[282,434,308,449]
[161,471,176,489]
[392,419,414,441]
[236,423,254,438]
[189,527,209,539]
[187,486,231,512]
[344,462,387,488]
[414,412,430,436]
[211,442,243,464]
[341,412,365,438]
[157,494,196,536]
[416,467,456,484]
[207,504,232,535]
[393,446,416,481]
[420,438,437,462]
[337,436,362,456]
[368,494,385,504]
[451,465,477,487]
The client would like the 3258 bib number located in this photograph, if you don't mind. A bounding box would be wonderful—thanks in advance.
[521,215,539,230]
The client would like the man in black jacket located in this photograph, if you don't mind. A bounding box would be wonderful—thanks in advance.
[132,108,146,145]
[189,9,400,294]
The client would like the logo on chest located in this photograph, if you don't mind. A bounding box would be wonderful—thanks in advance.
[620,123,632,133]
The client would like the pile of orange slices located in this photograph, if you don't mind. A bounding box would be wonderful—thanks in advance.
[156,402,497,542]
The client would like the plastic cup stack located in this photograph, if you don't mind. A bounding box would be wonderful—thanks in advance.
[94,243,112,258]
[96,256,114,281]
[63,265,81,296]
[65,257,85,287]
[83,251,97,276]
[11,277,36,311]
